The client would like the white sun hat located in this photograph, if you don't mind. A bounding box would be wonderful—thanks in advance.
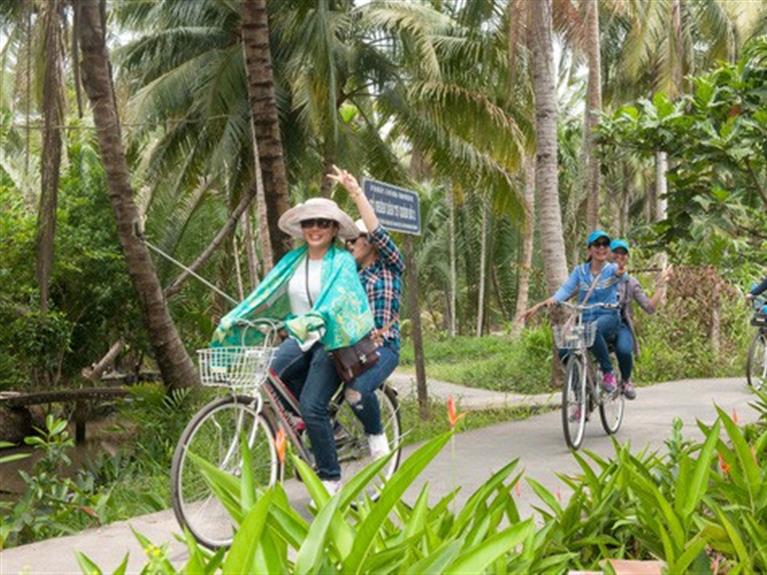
[278,197,359,240]
[354,218,369,235]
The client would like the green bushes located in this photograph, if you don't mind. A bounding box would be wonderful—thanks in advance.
[83,391,767,573]
[399,327,553,394]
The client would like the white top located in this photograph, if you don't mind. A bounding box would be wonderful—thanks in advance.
[287,256,323,350]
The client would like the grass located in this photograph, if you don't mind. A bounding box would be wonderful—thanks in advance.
[398,397,554,446]
[399,328,553,395]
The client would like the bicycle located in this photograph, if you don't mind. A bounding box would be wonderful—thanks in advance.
[170,318,403,549]
[553,302,625,450]
[747,296,767,390]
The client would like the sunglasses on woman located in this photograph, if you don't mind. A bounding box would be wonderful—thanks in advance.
[300,218,335,230]
[590,239,610,248]
[345,234,368,248]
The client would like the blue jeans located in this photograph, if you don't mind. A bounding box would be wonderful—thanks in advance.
[345,341,400,435]
[587,313,620,375]
[615,323,634,381]
[270,338,341,480]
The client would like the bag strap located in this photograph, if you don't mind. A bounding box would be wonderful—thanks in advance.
[580,264,602,307]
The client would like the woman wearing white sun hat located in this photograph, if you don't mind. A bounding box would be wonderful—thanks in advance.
[211,197,374,493]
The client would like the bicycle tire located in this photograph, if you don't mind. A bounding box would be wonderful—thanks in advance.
[170,395,281,550]
[562,357,587,450]
[599,382,625,435]
[747,332,767,391]
[332,384,402,494]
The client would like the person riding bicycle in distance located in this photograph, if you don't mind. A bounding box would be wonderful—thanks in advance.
[211,197,374,495]
[327,165,404,462]
[609,239,673,400]
[524,230,626,393]
[746,274,767,307]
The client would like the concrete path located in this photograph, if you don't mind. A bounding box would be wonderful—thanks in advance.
[0,376,757,575]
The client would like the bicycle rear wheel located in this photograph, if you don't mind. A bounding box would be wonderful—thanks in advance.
[747,332,767,391]
[562,357,587,450]
[599,380,625,435]
[332,384,402,494]
[170,395,281,549]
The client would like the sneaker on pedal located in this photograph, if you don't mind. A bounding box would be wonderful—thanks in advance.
[367,433,391,459]
[569,406,583,422]
[321,478,343,496]
[622,380,637,400]
[602,372,617,394]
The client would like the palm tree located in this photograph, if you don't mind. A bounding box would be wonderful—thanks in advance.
[583,0,601,229]
[36,0,64,312]
[240,0,292,262]
[530,0,568,291]
[76,0,198,390]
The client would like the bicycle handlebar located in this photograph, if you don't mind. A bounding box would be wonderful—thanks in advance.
[555,301,620,312]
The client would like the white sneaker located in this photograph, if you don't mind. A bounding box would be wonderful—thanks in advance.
[367,433,391,459]
[321,478,342,495]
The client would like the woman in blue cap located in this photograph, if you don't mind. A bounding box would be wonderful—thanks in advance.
[610,239,672,399]
[524,230,626,393]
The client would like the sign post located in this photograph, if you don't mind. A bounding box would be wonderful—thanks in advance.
[362,179,429,420]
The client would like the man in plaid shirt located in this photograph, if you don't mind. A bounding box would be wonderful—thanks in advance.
[328,166,404,460]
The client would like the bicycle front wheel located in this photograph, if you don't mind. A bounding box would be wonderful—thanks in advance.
[747,332,767,391]
[333,384,402,494]
[599,382,625,435]
[170,395,281,549]
[562,356,587,450]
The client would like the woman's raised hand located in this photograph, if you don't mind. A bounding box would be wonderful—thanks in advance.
[328,165,362,198]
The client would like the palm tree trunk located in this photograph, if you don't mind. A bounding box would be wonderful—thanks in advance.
[530,0,568,291]
[584,0,602,230]
[77,0,198,390]
[448,183,457,336]
[240,0,292,263]
[476,198,489,337]
[404,236,429,420]
[511,157,535,337]
[36,0,64,313]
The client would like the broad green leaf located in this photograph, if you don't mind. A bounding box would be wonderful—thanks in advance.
[716,407,761,505]
[342,431,453,574]
[671,535,707,574]
[680,419,719,520]
[526,478,561,516]
[186,451,244,524]
[75,552,104,575]
[222,490,273,575]
[182,527,207,575]
[716,508,752,572]
[239,430,255,514]
[444,519,533,575]
[452,459,518,534]
[404,539,463,575]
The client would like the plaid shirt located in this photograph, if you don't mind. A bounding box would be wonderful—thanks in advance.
[359,225,404,347]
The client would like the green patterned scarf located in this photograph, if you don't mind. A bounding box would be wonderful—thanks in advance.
[211,244,374,350]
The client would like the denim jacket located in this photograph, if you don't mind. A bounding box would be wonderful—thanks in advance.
[553,262,625,321]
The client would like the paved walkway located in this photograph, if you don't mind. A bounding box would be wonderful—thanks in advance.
[0,375,755,574]
[388,370,560,410]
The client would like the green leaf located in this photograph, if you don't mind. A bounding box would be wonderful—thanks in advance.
[342,431,453,573]
[444,519,533,575]
[526,478,561,516]
[671,535,708,574]
[222,490,273,575]
[716,508,752,572]
[182,528,207,575]
[452,459,519,534]
[239,430,255,514]
[75,552,104,575]
[680,420,719,520]
[404,539,463,574]
[185,451,244,524]
[716,407,761,504]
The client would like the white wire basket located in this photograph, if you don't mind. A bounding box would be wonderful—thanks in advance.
[553,321,597,350]
[197,346,276,389]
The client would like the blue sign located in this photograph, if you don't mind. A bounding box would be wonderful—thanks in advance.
[361,178,421,235]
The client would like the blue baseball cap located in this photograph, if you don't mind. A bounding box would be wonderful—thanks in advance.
[610,239,630,253]
[586,229,611,247]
